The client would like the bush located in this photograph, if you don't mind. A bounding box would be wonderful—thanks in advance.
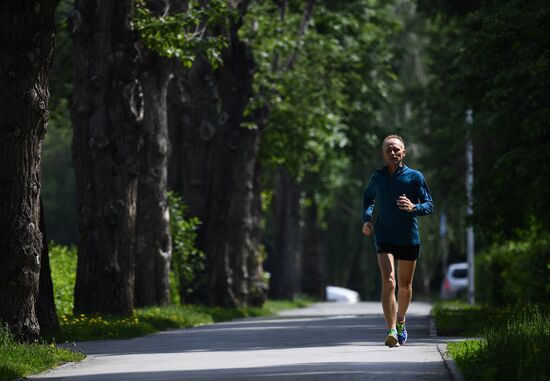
[167,192,205,304]
[476,226,550,305]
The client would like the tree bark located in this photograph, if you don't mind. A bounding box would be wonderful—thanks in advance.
[248,159,268,306]
[167,14,267,307]
[301,189,326,299]
[134,52,172,307]
[36,199,59,336]
[268,169,302,300]
[0,1,57,342]
[70,0,142,315]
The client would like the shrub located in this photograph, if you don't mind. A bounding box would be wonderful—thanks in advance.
[476,226,550,305]
[167,192,205,304]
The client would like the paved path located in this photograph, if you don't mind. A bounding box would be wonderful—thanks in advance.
[31,302,452,380]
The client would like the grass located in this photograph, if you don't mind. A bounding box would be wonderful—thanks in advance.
[50,297,314,343]
[434,302,550,381]
[0,243,315,381]
[0,326,84,381]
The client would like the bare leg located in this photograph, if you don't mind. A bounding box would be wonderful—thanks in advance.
[397,259,417,322]
[378,253,397,329]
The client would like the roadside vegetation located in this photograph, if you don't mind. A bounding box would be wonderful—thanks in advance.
[0,325,84,381]
[433,302,550,381]
[0,243,313,381]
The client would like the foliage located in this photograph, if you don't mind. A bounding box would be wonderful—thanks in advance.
[167,192,205,303]
[0,325,84,381]
[240,0,407,299]
[134,0,234,68]
[476,225,550,305]
[415,0,550,242]
[444,306,550,381]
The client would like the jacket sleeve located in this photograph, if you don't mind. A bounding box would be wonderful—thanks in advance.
[362,175,377,223]
[413,173,434,216]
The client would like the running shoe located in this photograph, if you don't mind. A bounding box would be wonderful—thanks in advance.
[397,321,407,345]
[384,328,400,347]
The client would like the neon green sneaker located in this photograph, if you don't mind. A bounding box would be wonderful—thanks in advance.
[384,328,400,347]
[397,321,407,345]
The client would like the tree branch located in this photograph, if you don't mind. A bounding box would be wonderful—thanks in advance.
[284,0,315,70]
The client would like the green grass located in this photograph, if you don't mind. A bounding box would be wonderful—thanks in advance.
[434,302,550,381]
[49,243,78,316]
[0,326,84,381]
[51,297,314,342]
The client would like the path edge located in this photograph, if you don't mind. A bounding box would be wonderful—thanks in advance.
[429,314,465,381]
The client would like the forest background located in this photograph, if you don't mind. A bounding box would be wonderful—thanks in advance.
[1,0,549,342]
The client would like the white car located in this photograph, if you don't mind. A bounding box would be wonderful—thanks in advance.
[440,262,469,299]
[326,286,360,303]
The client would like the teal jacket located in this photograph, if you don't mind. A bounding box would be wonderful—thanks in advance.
[362,165,433,245]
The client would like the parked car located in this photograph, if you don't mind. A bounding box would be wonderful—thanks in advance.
[326,286,360,303]
[440,262,468,299]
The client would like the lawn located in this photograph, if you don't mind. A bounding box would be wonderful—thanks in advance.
[433,302,550,381]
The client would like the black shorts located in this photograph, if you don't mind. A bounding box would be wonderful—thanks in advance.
[377,242,420,261]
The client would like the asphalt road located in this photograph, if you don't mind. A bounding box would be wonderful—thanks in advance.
[30,302,452,381]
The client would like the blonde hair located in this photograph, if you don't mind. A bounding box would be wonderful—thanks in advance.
[382,134,405,148]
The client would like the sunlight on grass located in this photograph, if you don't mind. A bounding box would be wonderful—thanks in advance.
[0,326,84,381]
[436,302,550,381]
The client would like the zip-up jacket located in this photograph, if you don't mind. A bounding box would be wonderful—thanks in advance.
[362,165,433,246]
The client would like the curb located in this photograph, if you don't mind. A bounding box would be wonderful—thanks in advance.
[429,315,465,381]
[437,343,465,381]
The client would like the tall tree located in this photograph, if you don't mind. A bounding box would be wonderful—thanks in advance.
[0,0,58,341]
[269,169,301,299]
[247,0,404,300]
[70,0,142,315]
[133,0,174,308]
[242,0,318,300]
[168,0,268,307]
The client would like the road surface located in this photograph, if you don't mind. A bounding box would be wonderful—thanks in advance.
[31,302,452,380]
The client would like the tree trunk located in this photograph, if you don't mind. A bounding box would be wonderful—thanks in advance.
[167,19,267,307]
[301,189,326,299]
[70,0,142,315]
[167,79,184,193]
[248,159,268,306]
[134,53,172,307]
[36,199,59,336]
[268,169,302,300]
[0,1,57,342]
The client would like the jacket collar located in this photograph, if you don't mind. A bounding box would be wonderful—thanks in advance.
[379,164,408,176]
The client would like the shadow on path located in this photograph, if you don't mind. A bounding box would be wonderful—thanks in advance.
[34,302,452,381]
[35,361,449,381]
[69,311,432,356]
